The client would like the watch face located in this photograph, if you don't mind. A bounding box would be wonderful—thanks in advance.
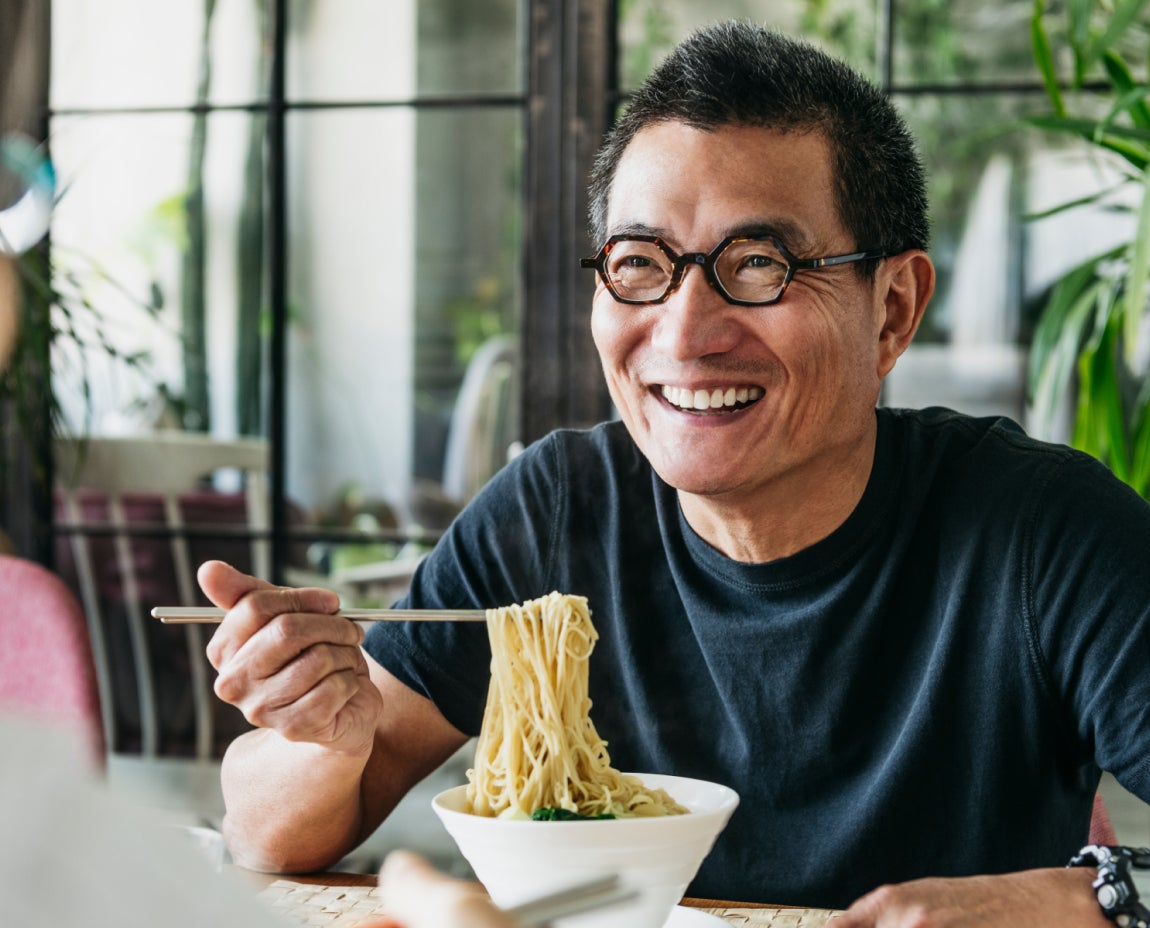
[1098,882,1122,911]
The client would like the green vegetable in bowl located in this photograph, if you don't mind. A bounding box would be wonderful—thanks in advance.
[531,807,617,821]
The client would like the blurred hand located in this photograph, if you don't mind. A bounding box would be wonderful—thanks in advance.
[835,867,1107,928]
[200,560,383,757]
[367,851,514,928]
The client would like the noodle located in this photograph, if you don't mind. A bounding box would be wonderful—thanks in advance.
[466,591,688,819]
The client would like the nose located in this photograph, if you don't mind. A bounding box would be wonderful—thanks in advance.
[650,262,741,361]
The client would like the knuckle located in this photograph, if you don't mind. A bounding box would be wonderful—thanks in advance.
[205,635,224,669]
[212,667,244,705]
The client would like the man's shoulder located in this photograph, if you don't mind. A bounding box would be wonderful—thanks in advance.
[524,420,651,478]
[882,405,1143,517]
[883,405,1078,467]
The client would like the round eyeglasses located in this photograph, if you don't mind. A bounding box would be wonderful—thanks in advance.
[580,233,888,307]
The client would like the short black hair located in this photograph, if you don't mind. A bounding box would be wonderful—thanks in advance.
[587,21,930,269]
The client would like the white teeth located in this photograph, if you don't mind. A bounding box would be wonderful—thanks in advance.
[660,384,763,411]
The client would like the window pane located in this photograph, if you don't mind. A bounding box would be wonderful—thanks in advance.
[286,0,523,102]
[890,0,1150,88]
[286,106,522,593]
[48,110,266,438]
[618,0,879,91]
[51,0,266,109]
[892,0,1036,87]
[884,91,1135,424]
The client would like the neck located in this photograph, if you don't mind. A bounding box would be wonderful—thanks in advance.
[677,421,877,564]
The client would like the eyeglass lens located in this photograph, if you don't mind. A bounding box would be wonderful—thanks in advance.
[602,238,789,303]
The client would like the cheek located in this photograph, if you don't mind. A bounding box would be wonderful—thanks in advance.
[591,298,639,368]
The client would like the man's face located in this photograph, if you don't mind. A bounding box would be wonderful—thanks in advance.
[591,121,892,504]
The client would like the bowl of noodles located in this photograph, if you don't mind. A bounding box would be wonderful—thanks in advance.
[432,772,738,928]
[431,592,740,928]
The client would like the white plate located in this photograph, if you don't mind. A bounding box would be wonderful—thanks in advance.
[666,906,728,927]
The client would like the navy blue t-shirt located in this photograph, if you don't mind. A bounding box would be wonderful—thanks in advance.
[364,407,1150,909]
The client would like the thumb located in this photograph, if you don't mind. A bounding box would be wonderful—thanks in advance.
[197,559,277,610]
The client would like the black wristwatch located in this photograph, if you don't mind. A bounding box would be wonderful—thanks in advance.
[1069,845,1150,927]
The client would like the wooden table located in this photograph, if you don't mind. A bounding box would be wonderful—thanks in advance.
[241,869,841,927]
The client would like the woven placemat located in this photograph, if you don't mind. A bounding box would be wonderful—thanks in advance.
[257,879,842,927]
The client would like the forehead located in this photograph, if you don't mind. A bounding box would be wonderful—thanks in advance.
[606,121,844,250]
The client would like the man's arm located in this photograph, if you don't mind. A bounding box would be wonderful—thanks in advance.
[836,867,1110,927]
[201,560,468,873]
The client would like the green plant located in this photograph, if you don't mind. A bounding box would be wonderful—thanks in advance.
[1026,0,1150,499]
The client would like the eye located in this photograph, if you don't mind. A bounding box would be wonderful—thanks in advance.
[621,254,654,268]
[739,253,782,270]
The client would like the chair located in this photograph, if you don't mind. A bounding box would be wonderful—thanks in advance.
[0,553,104,766]
[53,431,271,821]
[1090,790,1119,845]
[441,333,520,505]
[334,334,521,607]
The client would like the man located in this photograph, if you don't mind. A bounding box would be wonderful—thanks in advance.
[201,22,1149,926]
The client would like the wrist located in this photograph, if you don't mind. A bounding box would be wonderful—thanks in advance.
[1069,845,1150,928]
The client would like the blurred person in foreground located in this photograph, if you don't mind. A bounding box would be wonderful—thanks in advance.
[198,21,1149,927]
[0,712,513,928]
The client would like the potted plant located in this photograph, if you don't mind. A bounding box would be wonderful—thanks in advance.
[1025,0,1150,499]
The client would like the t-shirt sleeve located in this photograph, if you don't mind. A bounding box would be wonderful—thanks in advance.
[1026,450,1150,798]
[363,432,567,736]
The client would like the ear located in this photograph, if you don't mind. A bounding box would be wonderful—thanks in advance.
[874,249,934,379]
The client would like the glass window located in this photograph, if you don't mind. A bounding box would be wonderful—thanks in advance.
[885,89,1134,423]
[286,0,524,102]
[47,110,263,438]
[284,105,522,576]
[890,0,1037,87]
[892,0,1150,88]
[51,1,265,109]
[46,1,525,607]
[618,0,879,91]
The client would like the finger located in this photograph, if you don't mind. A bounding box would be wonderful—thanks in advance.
[217,639,367,727]
[377,851,511,928]
[205,584,343,670]
[835,884,896,928]
[378,849,448,887]
[197,559,277,609]
[227,612,366,682]
[241,665,365,741]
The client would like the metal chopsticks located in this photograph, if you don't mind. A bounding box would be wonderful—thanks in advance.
[150,606,487,623]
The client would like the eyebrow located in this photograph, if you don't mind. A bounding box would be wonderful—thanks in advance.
[605,218,814,252]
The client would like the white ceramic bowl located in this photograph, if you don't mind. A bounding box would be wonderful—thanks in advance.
[431,773,739,928]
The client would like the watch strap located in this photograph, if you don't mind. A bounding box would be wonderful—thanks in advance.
[1069,845,1150,928]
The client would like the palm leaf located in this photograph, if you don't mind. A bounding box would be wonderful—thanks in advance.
[1101,51,1150,130]
[1023,182,1132,221]
[1123,171,1150,362]
[1067,0,1094,85]
[1024,114,1150,169]
[1031,3,1067,115]
[1089,0,1148,69]
[1029,268,1110,433]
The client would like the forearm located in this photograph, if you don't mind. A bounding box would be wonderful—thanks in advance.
[837,866,1109,927]
[220,728,373,873]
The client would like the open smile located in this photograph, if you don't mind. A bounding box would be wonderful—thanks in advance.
[659,384,764,413]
